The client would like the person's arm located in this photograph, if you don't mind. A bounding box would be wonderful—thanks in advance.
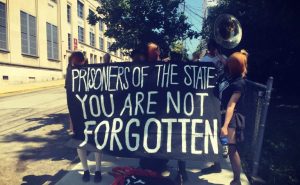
[221,92,241,136]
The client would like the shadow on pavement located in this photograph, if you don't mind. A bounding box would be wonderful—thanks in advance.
[0,112,78,184]
[1,113,77,162]
[21,170,67,185]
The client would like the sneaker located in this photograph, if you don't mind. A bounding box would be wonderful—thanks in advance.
[201,163,222,174]
[82,170,90,182]
[94,171,102,183]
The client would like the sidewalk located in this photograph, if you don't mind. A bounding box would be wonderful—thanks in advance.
[0,79,65,96]
[56,154,250,185]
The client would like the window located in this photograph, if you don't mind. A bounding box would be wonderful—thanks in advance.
[107,41,111,52]
[0,2,7,50]
[94,55,97,64]
[89,32,95,47]
[89,9,94,17]
[21,11,37,55]
[77,0,84,18]
[100,56,103,63]
[67,4,71,23]
[90,53,93,64]
[78,26,84,43]
[99,19,104,32]
[47,22,58,60]
[68,33,72,50]
[99,37,104,50]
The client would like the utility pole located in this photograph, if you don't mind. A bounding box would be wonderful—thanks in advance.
[181,0,186,59]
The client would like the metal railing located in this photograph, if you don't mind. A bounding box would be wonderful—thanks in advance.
[239,77,274,184]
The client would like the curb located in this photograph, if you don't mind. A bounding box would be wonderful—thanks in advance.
[0,80,65,97]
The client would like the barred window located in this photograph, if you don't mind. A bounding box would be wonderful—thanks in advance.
[47,23,58,60]
[90,32,95,47]
[68,33,72,50]
[0,2,7,50]
[77,0,84,18]
[67,4,71,23]
[78,26,84,43]
[21,11,37,55]
[99,37,104,50]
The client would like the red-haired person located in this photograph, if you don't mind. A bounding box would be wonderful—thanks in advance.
[220,50,248,185]
[201,50,248,185]
[147,42,161,62]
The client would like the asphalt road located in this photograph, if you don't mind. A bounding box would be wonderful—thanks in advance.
[0,87,77,185]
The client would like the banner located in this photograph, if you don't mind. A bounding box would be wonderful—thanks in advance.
[66,62,221,161]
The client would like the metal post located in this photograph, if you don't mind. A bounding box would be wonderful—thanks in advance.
[251,77,274,178]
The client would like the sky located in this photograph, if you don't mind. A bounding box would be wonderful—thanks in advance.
[183,0,203,55]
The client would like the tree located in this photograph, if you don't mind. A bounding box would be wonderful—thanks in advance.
[88,0,200,54]
[201,1,300,184]
[170,41,188,60]
[201,0,300,90]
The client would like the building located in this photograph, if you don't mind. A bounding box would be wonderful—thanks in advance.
[0,0,128,85]
[202,0,219,18]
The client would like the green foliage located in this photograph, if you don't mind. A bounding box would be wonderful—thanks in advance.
[201,0,300,184]
[170,41,188,59]
[201,0,300,91]
[88,0,200,54]
[195,40,206,53]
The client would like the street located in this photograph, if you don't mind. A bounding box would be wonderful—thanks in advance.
[0,87,77,185]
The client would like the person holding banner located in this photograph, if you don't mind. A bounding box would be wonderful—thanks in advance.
[103,53,111,64]
[211,50,247,185]
[138,43,169,173]
[67,51,103,183]
[130,48,147,63]
[220,50,247,185]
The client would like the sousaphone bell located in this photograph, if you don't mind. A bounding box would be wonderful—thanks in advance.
[214,14,242,49]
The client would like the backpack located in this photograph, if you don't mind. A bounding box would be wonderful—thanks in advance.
[111,167,175,185]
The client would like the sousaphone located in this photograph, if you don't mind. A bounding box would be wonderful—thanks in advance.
[214,14,242,49]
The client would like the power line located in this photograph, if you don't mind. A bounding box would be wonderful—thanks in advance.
[185,5,204,19]
[185,9,202,25]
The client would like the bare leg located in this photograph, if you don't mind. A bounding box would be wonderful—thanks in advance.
[94,152,102,171]
[229,144,241,182]
[228,127,241,182]
[94,152,102,182]
[77,148,89,171]
[68,115,73,133]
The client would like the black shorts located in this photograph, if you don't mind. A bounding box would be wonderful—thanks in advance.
[221,113,237,128]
